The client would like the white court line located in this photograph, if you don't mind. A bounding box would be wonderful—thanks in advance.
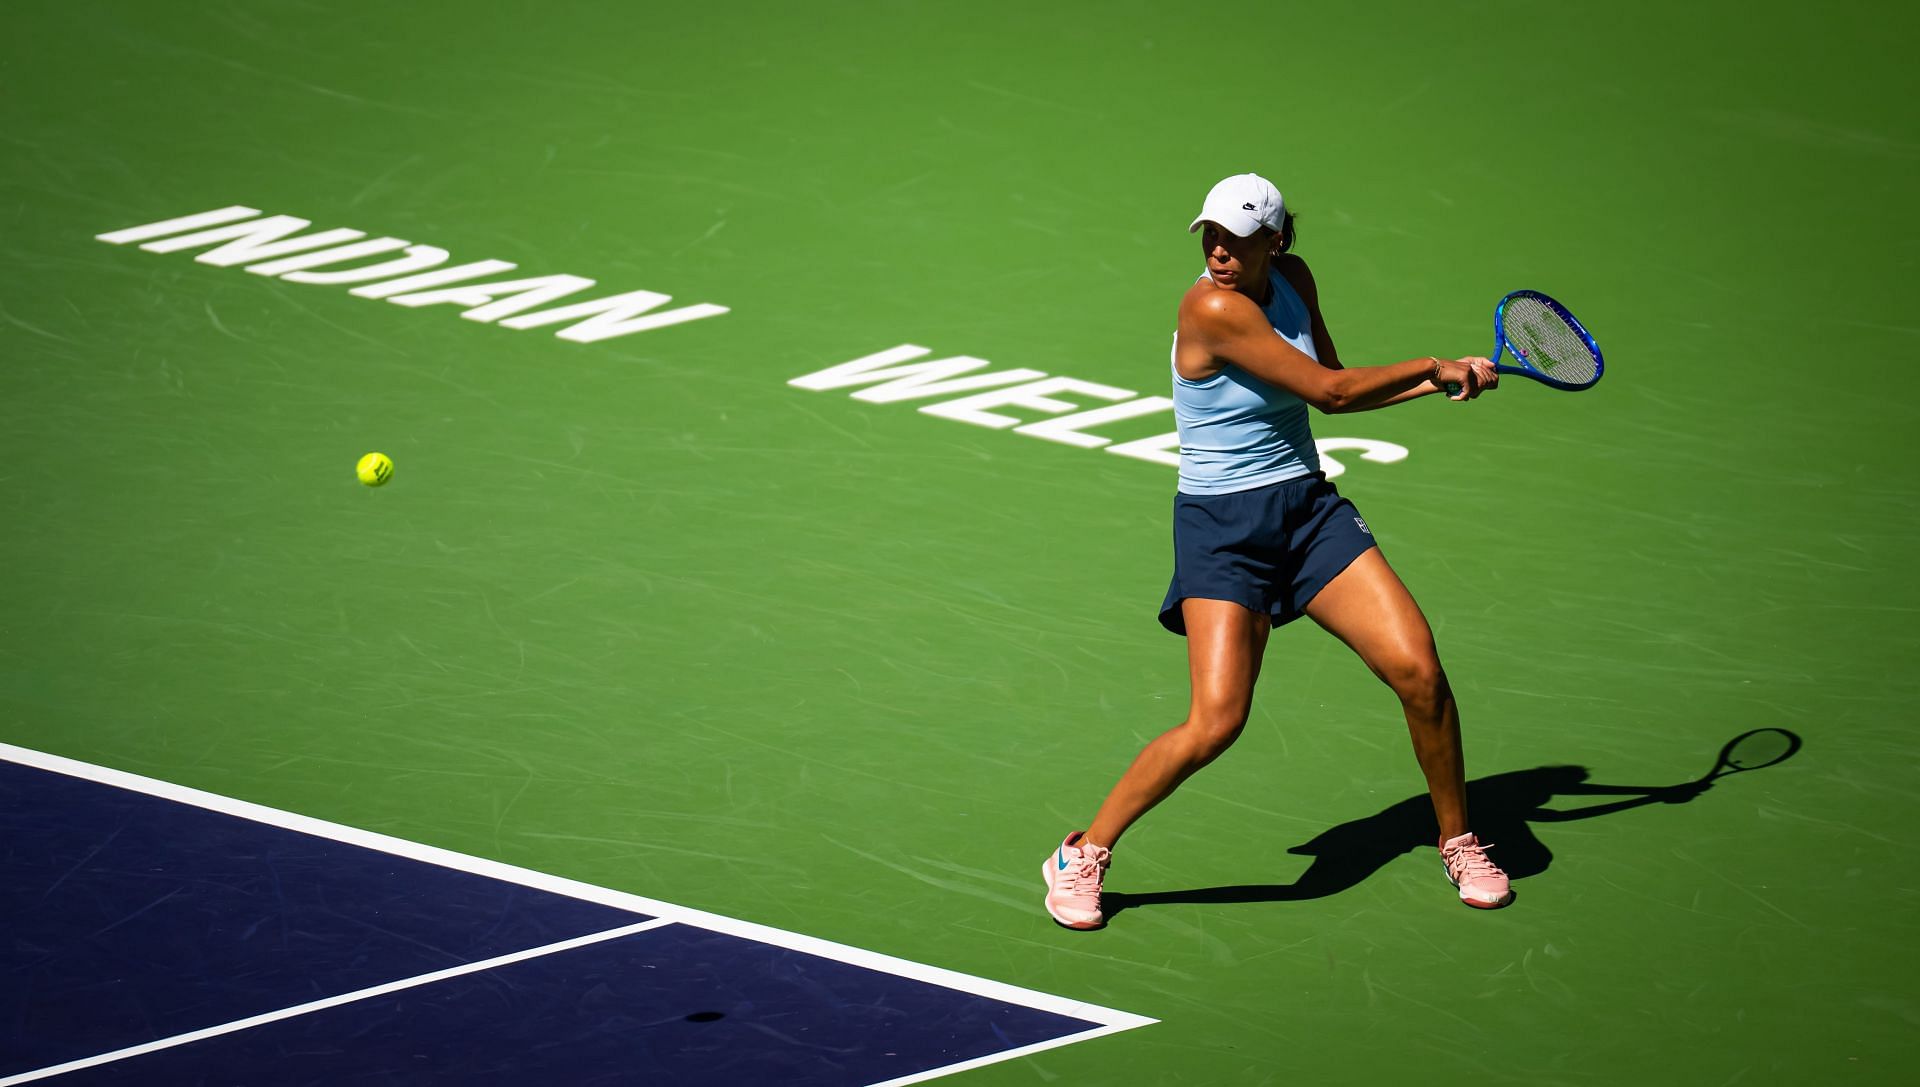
[864,1023,1145,1087]
[0,919,672,1086]
[1,742,1156,1083]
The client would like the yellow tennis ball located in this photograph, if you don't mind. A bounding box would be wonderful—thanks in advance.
[356,452,393,487]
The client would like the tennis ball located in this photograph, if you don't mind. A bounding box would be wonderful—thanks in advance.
[356,452,393,487]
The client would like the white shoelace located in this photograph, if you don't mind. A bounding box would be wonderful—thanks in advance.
[1446,841,1506,880]
[1059,856,1102,893]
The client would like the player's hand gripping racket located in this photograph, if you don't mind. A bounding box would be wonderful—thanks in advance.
[1446,289,1604,396]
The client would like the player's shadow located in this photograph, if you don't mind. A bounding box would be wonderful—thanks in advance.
[1103,731,1801,917]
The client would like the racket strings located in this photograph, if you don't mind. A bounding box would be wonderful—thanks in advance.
[1501,296,1598,385]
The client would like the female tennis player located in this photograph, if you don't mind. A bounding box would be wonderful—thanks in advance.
[1042,173,1510,929]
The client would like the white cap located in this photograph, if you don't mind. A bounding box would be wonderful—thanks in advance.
[1187,173,1286,237]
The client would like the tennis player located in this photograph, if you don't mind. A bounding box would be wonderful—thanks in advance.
[1042,173,1510,929]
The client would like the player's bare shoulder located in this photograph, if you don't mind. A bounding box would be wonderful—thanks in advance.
[1176,278,1258,381]
[1178,276,1260,336]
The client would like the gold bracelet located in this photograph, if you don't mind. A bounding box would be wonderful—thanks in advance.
[1429,357,1443,384]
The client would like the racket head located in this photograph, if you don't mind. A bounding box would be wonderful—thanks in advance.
[1709,728,1802,776]
[1493,289,1604,391]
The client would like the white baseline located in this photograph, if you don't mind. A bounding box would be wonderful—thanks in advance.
[0,742,1153,1087]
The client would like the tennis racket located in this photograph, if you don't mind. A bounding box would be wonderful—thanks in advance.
[1446,289,1604,395]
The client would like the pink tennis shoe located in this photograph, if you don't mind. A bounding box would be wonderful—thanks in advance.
[1440,832,1513,908]
[1043,832,1110,929]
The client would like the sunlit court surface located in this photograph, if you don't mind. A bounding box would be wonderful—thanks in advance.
[3,2,1916,1083]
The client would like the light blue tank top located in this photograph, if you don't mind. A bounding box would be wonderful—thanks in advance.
[1172,268,1322,494]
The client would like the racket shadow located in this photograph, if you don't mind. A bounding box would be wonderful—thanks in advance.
[1102,730,1802,918]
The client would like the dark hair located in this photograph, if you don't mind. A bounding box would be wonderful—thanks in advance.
[1274,209,1297,255]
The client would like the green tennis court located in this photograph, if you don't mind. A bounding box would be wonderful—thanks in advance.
[5,1,1917,1082]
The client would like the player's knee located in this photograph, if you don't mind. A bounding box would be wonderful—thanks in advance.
[1385,654,1449,712]
[1180,709,1247,765]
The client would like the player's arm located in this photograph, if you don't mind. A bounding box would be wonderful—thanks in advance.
[1274,254,1488,410]
[1341,360,1498,412]
[1274,255,1344,371]
[1183,288,1486,413]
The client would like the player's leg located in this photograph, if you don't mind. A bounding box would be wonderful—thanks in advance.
[1043,598,1269,930]
[1303,548,1511,907]
[1302,548,1464,834]
[1083,597,1271,851]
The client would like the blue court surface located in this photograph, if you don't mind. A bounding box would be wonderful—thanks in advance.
[0,745,1152,1085]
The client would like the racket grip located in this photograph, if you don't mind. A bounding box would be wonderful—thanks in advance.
[1443,381,1462,398]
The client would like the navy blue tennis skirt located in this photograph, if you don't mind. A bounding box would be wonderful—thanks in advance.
[1158,472,1378,635]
